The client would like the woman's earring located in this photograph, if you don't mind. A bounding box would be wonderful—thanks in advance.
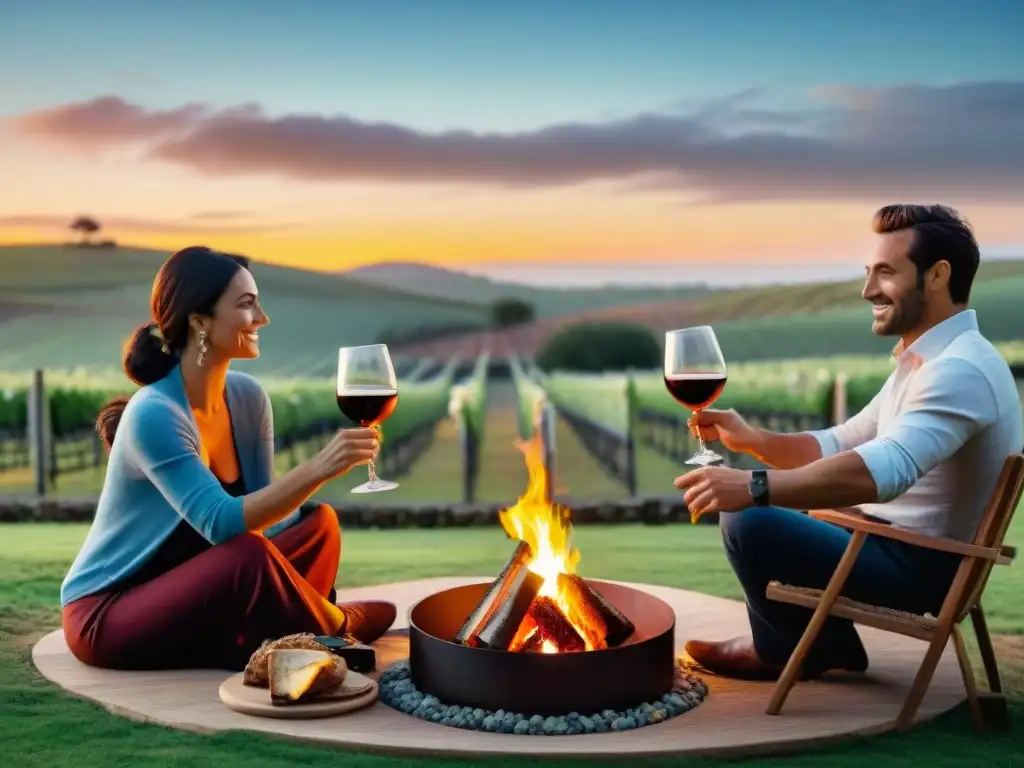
[197,331,208,367]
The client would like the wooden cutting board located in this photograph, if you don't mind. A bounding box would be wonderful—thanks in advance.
[219,669,379,719]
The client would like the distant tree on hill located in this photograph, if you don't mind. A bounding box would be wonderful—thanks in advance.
[490,297,535,328]
[69,215,101,246]
[535,321,661,373]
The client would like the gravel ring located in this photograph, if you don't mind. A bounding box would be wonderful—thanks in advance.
[378,658,709,735]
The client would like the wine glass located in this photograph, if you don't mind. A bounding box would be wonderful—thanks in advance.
[336,344,399,493]
[664,326,728,466]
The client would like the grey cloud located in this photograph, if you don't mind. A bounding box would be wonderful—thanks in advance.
[8,82,1024,202]
[12,96,207,148]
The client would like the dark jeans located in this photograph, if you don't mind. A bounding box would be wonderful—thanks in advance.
[721,506,962,667]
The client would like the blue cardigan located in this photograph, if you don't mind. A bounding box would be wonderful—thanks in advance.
[60,364,301,606]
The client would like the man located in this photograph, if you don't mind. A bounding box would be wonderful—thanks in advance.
[677,204,1023,681]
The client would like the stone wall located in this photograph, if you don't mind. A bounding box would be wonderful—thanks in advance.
[0,495,717,527]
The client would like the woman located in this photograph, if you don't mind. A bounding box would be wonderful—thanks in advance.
[61,245,397,671]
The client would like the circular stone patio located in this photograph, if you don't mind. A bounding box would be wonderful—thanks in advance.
[32,577,966,759]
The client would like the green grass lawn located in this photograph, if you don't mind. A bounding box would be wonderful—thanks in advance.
[1,518,1021,768]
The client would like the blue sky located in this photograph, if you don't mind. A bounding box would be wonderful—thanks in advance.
[3,0,1022,131]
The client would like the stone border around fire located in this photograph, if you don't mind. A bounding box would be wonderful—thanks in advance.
[378,658,709,735]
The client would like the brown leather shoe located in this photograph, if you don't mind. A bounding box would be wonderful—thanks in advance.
[683,636,868,681]
[337,600,397,644]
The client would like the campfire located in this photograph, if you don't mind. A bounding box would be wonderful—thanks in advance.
[406,421,674,717]
[380,418,708,731]
[453,431,636,654]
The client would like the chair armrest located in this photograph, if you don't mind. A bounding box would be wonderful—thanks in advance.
[809,509,1012,565]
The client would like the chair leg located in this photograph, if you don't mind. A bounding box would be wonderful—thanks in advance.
[766,531,865,716]
[969,604,1003,694]
[951,625,984,731]
[895,627,952,731]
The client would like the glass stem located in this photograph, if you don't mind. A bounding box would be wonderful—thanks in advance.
[368,424,380,482]
[694,410,707,453]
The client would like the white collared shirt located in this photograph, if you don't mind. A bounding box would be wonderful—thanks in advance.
[811,310,1023,542]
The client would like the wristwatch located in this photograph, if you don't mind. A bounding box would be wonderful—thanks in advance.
[749,469,769,507]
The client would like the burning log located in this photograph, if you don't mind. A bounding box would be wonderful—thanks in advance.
[557,574,636,649]
[518,629,545,653]
[528,596,586,653]
[455,541,543,650]
[475,577,546,650]
[506,613,539,652]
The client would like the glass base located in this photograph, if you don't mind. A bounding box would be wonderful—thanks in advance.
[685,449,725,467]
[351,478,399,494]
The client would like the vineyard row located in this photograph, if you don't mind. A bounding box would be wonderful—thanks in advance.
[2,347,1023,500]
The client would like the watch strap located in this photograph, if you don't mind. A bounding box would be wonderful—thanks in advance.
[749,469,770,507]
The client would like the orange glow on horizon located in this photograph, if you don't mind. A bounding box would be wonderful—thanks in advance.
[5,198,1023,276]
[2,140,1023,273]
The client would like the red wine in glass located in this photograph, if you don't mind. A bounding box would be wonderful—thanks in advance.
[335,388,399,427]
[664,327,728,466]
[336,344,399,493]
[664,372,727,411]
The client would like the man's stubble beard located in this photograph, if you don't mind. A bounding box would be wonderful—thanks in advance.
[872,287,927,337]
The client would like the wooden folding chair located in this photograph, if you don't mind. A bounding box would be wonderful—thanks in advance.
[764,452,1023,732]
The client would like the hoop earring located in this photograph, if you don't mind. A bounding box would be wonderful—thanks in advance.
[197,331,208,367]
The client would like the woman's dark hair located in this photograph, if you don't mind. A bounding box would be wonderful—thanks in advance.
[96,246,251,448]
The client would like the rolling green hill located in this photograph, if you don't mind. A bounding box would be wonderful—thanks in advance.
[0,245,490,375]
[391,257,1024,361]
[0,244,710,376]
[340,261,710,316]
[4,245,1022,374]
[573,259,1024,361]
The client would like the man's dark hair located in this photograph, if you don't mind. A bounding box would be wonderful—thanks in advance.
[871,204,980,304]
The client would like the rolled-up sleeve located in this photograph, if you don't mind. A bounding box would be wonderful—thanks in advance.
[128,398,247,544]
[808,381,888,457]
[852,357,999,502]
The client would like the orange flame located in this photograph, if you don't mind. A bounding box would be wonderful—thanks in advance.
[498,430,595,649]
[498,431,579,595]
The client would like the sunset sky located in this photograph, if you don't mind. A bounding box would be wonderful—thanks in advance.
[1,0,1022,284]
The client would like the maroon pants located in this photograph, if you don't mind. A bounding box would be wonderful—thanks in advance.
[62,504,346,671]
